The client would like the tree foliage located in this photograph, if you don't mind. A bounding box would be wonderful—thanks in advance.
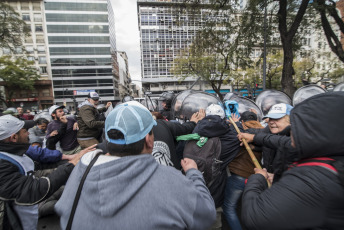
[0,56,40,106]
[0,2,30,51]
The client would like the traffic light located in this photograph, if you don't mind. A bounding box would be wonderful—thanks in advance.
[255,83,258,89]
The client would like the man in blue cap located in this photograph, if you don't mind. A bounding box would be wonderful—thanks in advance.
[56,101,216,230]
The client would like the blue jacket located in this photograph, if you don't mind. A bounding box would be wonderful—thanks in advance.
[26,145,62,163]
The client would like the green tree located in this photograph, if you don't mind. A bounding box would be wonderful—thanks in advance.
[0,2,30,51]
[245,53,283,90]
[0,56,40,107]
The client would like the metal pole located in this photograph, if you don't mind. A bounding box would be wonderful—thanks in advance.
[262,0,267,90]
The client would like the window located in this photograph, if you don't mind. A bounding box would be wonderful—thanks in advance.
[21,2,30,11]
[34,14,42,22]
[42,89,50,96]
[36,35,44,43]
[2,48,10,54]
[35,25,43,32]
[37,46,45,53]
[40,67,47,74]
[25,36,33,43]
[39,56,47,64]
[15,47,22,54]
[26,46,34,53]
[27,56,35,61]
[22,14,30,21]
[32,3,41,11]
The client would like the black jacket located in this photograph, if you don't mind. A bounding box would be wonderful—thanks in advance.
[241,92,344,230]
[193,115,241,208]
[251,125,298,182]
[0,143,74,205]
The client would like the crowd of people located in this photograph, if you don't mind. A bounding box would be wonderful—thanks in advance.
[0,90,343,230]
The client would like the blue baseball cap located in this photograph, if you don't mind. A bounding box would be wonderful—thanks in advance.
[105,101,157,145]
[263,103,293,120]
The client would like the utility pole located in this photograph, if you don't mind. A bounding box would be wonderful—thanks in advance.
[263,0,267,90]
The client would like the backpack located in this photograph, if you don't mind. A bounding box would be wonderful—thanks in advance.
[183,137,223,187]
[290,157,344,186]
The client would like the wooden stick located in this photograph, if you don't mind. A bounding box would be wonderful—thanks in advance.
[228,116,272,188]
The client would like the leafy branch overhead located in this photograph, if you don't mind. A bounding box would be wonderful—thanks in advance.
[0,3,30,51]
[0,56,40,106]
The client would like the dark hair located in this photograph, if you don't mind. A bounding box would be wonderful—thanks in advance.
[36,118,49,125]
[106,129,153,157]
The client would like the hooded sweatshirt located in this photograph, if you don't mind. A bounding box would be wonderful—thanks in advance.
[55,151,216,230]
[241,92,344,230]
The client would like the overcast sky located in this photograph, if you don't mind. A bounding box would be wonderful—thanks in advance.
[111,0,142,83]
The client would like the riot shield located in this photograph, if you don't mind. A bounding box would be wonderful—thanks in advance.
[224,96,263,121]
[171,90,221,121]
[293,84,327,106]
[255,90,292,116]
[333,82,344,91]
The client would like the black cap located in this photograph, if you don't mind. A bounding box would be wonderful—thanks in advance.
[240,111,258,122]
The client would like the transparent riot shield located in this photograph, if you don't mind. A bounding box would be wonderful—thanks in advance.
[255,90,292,116]
[171,90,221,121]
[293,84,327,106]
[224,96,263,121]
[334,82,344,92]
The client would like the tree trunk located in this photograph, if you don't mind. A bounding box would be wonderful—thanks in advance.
[281,41,296,97]
[278,0,309,98]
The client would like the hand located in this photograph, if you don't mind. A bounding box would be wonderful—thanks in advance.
[73,122,79,130]
[267,172,274,184]
[60,115,68,124]
[237,133,255,146]
[50,130,58,137]
[181,158,198,172]
[106,102,112,109]
[190,109,205,123]
[249,108,258,115]
[230,113,240,123]
[62,154,74,161]
[68,144,97,166]
[254,168,268,179]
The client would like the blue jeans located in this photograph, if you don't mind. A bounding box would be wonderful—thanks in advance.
[222,173,246,230]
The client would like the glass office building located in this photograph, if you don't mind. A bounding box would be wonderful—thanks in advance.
[45,0,118,106]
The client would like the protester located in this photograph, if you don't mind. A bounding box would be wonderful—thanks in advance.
[152,109,205,169]
[223,111,263,230]
[241,92,344,230]
[17,107,34,120]
[77,92,112,148]
[239,103,297,181]
[0,115,95,230]
[28,118,49,147]
[181,104,241,230]
[46,105,80,154]
[55,101,216,230]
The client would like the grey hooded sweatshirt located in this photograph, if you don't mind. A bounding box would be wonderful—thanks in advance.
[55,150,216,230]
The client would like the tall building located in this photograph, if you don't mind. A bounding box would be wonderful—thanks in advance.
[1,0,54,110]
[137,0,232,96]
[44,0,119,108]
[137,0,343,95]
